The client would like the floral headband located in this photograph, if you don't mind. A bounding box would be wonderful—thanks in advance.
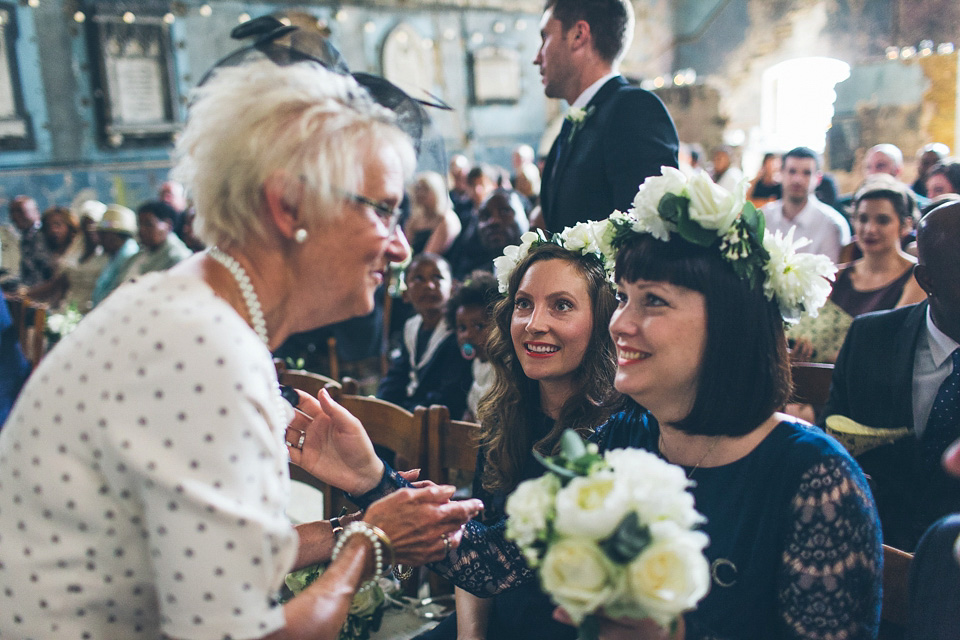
[604,167,837,323]
[492,222,614,295]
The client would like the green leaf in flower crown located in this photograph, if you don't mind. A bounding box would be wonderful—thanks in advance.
[675,209,719,247]
[657,192,686,225]
[601,512,651,564]
[739,200,760,233]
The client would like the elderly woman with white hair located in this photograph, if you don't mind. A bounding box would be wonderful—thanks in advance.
[0,59,482,639]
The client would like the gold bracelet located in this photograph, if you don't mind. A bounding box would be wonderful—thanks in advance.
[363,522,395,570]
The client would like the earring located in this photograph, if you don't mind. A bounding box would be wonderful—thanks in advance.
[294,228,308,244]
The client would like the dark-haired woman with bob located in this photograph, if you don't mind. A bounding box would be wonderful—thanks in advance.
[349,232,623,640]
[567,170,883,639]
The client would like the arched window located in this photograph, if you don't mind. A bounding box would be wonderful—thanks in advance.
[761,57,850,153]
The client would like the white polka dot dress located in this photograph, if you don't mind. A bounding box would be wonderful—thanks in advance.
[0,273,297,639]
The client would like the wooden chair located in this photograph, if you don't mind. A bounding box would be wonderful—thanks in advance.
[330,394,429,517]
[5,294,47,369]
[879,544,913,639]
[426,404,481,487]
[790,361,835,407]
[278,368,342,400]
[425,404,481,595]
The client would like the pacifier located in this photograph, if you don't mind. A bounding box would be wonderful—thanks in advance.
[460,343,476,360]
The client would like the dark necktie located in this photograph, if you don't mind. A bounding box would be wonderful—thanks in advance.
[923,348,960,466]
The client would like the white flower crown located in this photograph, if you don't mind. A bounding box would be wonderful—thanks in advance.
[492,222,614,295]
[606,167,837,323]
[493,168,837,322]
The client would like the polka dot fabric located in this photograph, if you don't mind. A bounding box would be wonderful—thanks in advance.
[922,348,960,466]
[0,273,297,639]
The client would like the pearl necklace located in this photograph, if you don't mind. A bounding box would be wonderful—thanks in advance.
[208,246,269,346]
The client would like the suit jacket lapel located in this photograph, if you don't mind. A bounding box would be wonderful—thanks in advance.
[551,76,627,185]
[893,300,929,427]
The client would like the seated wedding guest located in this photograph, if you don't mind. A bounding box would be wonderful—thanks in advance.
[906,436,960,640]
[710,145,743,193]
[119,200,192,281]
[23,205,80,306]
[912,143,950,197]
[762,147,851,263]
[0,58,483,639]
[789,176,925,362]
[91,204,140,306]
[745,152,782,206]
[56,200,110,312]
[7,195,48,288]
[418,239,621,640]
[823,200,960,551]
[404,171,462,255]
[0,295,29,428]
[447,270,499,421]
[179,208,207,252]
[451,188,529,280]
[580,193,880,638]
[924,158,960,199]
[377,253,472,419]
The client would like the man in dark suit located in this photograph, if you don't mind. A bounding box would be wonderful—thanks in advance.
[823,201,960,550]
[535,0,679,233]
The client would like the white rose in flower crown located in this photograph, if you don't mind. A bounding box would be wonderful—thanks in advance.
[762,228,836,322]
[629,168,687,242]
[505,472,561,548]
[493,230,542,293]
[559,222,594,253]
[540,537,622,624]
[685,170,745,232]
[622,523,710,627]
[554,471,633,540]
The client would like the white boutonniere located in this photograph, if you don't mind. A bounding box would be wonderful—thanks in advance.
[565,105,596,143]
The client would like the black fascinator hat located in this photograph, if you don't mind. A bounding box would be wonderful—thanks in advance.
[198,14,449,159]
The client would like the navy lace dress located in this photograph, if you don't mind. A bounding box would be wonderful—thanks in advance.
[354,404,883,640]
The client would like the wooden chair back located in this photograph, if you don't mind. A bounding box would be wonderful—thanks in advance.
[426,404,481,486]
[880,543,912,636]
[337,395,428,471]
[5,295,47,368]
[278,368,342,400]
[790,361,835,407]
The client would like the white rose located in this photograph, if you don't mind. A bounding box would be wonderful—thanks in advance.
[540,538,622,624]
[603,449,704,529]
[762,228,837,322]
[685,170,743,232]
[349,581,384,616]
[560,223,593,252]
[624,527,710,627]
[554,471,632,540]
[506,473,561,548]
[632,167,688,216]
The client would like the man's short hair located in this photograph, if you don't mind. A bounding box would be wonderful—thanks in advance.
[783,146,822,171]
[545,0,635,64]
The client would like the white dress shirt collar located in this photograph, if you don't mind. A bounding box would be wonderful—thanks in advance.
[570,72,619,109]
[926,305,960,369]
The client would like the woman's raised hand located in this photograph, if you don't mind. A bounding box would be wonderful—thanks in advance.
[364,485,483,566]
[285,389,385,495]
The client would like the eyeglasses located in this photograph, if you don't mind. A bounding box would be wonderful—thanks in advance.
[344,192,403,236]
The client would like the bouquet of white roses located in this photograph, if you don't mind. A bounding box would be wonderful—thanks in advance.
[505,431,710,639]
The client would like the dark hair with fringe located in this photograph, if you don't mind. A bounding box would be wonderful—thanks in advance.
[615,233,791,436]
[853,175,918,225]
[477,242,622,494]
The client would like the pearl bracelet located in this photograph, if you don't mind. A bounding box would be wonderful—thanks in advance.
[330,521,394,592]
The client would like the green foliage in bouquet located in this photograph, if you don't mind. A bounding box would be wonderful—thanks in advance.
[281,563,387,640]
